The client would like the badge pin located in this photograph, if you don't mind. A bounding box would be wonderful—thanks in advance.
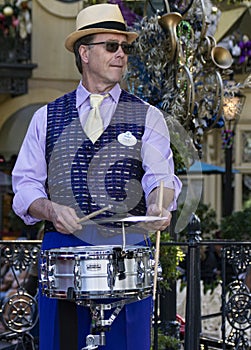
[117,131,137,146]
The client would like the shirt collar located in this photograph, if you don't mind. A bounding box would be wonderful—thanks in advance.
[76,81,121,108]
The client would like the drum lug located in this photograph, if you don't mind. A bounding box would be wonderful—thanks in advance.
[40,261,47,290]
[137,259,145,286]
[107,262,115,290]
[40,262,45,280]
[151,259,163,281]
[113,248,126,280]
[48,259,56,290]
[74,256,82,291]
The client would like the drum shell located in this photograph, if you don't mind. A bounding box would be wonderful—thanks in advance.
[40,245,154,300]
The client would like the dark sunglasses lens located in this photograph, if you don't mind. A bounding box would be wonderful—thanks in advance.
[105,42,133,54]
[105,42,119,52]
[121,43,133,54]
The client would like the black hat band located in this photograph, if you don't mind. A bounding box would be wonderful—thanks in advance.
[79,21,127,32]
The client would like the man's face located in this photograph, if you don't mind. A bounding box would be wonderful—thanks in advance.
[80,33,129,89]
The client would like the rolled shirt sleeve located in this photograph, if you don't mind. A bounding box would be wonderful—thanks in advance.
[142,105,182,211]
[12,106,48,225]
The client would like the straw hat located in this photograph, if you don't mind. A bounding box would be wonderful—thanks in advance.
[65,4,139,52]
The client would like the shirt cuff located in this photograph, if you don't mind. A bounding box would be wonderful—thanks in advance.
[12,188,47,225]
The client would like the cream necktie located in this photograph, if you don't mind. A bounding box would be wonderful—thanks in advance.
[84,94,108,143]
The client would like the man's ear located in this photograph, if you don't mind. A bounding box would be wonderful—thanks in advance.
[79,45,89,63]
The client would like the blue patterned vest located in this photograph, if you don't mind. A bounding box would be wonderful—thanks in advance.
[44,89,149,234]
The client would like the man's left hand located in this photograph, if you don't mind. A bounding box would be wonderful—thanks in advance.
[142,204,172,232]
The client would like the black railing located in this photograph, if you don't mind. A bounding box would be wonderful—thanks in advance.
[156,235,251,350]
[0,240,41,349]
[0,235,250,350]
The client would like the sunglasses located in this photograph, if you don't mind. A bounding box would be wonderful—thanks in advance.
[83,41,134,55]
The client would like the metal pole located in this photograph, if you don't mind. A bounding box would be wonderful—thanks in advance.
[221,247,227,350]
[184,213,201,350]
[222,92,246,216]
[153,296,159,350]
[223,146,233,217]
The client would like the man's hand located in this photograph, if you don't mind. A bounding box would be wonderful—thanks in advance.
[144,186,174,232]
[49,202,82,234]
[145,203,172,231]
[28,198,82,234]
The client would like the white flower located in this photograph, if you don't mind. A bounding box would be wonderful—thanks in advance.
[228,39,234,49]
[232,44,241,57]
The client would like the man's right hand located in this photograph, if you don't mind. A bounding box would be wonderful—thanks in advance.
[28,198,82,234]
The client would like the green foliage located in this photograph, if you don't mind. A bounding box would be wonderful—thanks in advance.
[177,202,219,241]
[151,331,181,350]
[220,207,251,241]
[176,201,251,242]
[151,231,184,290]
[194,203,219,239]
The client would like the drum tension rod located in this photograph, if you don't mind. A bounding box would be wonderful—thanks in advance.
[113,247,126,280]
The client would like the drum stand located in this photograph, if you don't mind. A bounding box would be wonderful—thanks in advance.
[82,221,138,349]
[82,298,137,350]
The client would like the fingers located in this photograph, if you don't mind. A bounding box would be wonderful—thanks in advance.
[51,203,82,234]
[147,203,162,217]
[144,215,171,232]
[145,204,172,231]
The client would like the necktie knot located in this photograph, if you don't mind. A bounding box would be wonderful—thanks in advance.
[90,94,107,109]
[84,93,109,143]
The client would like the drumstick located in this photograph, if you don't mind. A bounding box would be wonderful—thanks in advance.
[153,181,164,302]
[78,205,111,224]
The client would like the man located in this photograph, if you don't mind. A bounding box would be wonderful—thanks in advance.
[12,4,181,350]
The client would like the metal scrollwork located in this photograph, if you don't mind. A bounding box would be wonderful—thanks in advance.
[227,329,250,350]
[0,241,41,348]
[224,245,251,349]
[226,291,251,331]
[1,289,38,333]
[226,245,251,276]
[1,243,40,271]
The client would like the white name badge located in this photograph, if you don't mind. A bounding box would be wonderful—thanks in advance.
[117,131,137,146]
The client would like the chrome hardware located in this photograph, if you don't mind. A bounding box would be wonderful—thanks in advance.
[137,259,145,286]
[74,255,82,291]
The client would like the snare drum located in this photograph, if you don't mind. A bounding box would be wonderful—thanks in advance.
[40,245,153,300]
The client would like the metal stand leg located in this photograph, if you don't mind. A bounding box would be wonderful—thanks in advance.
[83,334,100,350]
[81,299,133,350]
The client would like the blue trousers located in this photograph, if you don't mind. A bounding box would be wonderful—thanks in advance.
[39,232,153,350]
